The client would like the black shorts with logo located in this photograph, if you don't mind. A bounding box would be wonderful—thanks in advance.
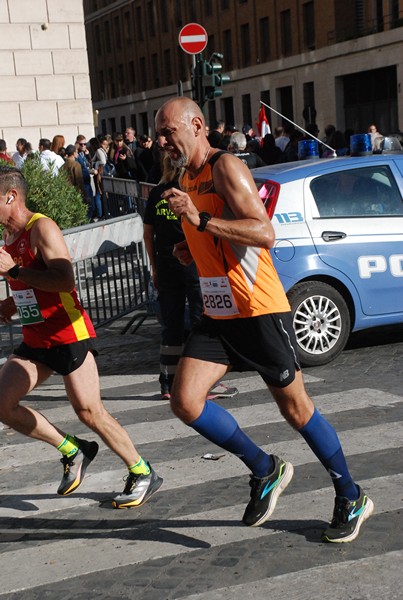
[182,313,300,388]
[13,338,98,376]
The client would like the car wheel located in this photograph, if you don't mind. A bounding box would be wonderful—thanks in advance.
[287,281,351,367]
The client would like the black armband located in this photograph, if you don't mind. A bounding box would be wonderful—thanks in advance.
[8,264,20,279]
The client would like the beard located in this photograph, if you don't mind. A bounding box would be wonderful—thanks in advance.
[167,153,188,169]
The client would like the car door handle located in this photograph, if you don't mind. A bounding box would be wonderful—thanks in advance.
[321,231,347,242]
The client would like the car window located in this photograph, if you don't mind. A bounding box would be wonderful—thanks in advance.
[310,166,403,217]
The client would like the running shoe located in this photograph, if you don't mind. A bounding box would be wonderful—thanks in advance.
[206,382,239,400]
[242,455,294,527]
[160,385,171,401]
[322,486,374,543]
[57,438,99,496]
[112,464,163,508]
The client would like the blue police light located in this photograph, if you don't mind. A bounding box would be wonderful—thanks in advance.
[350,133,372,156]
[298,139,319,160]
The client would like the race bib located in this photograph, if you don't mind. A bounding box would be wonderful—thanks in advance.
[12,289,45,325]
[200,276,239,317]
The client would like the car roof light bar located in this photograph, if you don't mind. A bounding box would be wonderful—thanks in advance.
[259,100,337,158]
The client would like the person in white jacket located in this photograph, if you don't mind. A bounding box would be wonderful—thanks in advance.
[39,138,65,175]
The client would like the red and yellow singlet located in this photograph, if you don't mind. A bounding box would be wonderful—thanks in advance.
[180,155,290,319]
[5,214,96,348]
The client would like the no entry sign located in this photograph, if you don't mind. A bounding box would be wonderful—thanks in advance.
[179,23,208,55]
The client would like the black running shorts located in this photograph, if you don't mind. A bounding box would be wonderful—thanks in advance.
[182,313,300,388]
[13,338,98,376]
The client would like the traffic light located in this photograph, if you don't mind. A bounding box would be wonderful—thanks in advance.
[202,54,230,101]
[192,53,230,108]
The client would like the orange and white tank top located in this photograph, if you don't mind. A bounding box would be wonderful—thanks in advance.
[180,152,290,320]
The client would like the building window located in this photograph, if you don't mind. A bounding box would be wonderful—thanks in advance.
[390,0,400,27]
[259,17,270,61]
[114,16,121,49]
[118,64,125,96]
[160,0,168,32]
[303,2,315,49]
[221,0,229,9]
[242,94,252,127]
[280,10,292,56]
[151,53,159,87]
[204,0,212,17]
[223,97,235,127]
[120,116,126,132]
[140,57,147,89]
[136,6,143,41]
[129,61,135,88]
[177,47,186,81]
[140,112,149,136]
[99,69,105,100]
[303,82,316,125]
[240,23,251,67]
[124,11,131,44]
[101,119,107,135]
[207,33,215,58]
[94,24,101,53]
[108,117,116,136]
[164,49,172,86]
[189,2,197,21]
[148,1,156,37]
[260,90,271,114]
[223,30,233,70]
[175,0,182,28]
[109,67,115,98]
[104,21,111,52]
[130,114,137,132]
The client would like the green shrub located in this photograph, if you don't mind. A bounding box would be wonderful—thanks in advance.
[21,154,89,230]
[0,154,89,234]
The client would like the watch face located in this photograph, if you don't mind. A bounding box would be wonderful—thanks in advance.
[197,212,211,232]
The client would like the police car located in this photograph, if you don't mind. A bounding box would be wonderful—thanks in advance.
[253,152,403,366]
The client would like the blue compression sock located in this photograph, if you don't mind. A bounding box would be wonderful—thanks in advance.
[299,408,359,500]
[190,400,273,477]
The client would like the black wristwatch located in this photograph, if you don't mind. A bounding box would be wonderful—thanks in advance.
[8,264,20,279]
[197,211,212,232]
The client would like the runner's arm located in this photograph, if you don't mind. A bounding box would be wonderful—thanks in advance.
[0,218,76,292]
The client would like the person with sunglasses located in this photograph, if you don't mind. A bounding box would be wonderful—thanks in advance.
[75,135,94,212]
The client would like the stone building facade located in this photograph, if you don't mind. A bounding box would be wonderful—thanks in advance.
[0,0,94,151]
[84,0,403,139]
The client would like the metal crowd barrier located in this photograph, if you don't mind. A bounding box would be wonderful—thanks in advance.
[102,176,155,219]
[0,179,157,361]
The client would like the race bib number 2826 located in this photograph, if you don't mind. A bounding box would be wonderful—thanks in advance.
[199,276,239,317]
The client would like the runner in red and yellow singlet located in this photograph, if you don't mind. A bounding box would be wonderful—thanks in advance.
[0,167,162,507]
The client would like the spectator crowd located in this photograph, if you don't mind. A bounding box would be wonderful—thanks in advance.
[0,120,386,222]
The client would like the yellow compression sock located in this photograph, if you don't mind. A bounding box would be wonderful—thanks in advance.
[128,457,151,476]
[57,434,79,458]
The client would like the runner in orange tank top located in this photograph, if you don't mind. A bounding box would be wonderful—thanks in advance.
[154,97,373,543]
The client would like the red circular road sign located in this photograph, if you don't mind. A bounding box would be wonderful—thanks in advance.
[179,23,208,55]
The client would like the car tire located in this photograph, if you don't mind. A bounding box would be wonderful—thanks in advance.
[287,281,351,367]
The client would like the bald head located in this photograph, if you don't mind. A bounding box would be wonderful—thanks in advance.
[156,97,205,129]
